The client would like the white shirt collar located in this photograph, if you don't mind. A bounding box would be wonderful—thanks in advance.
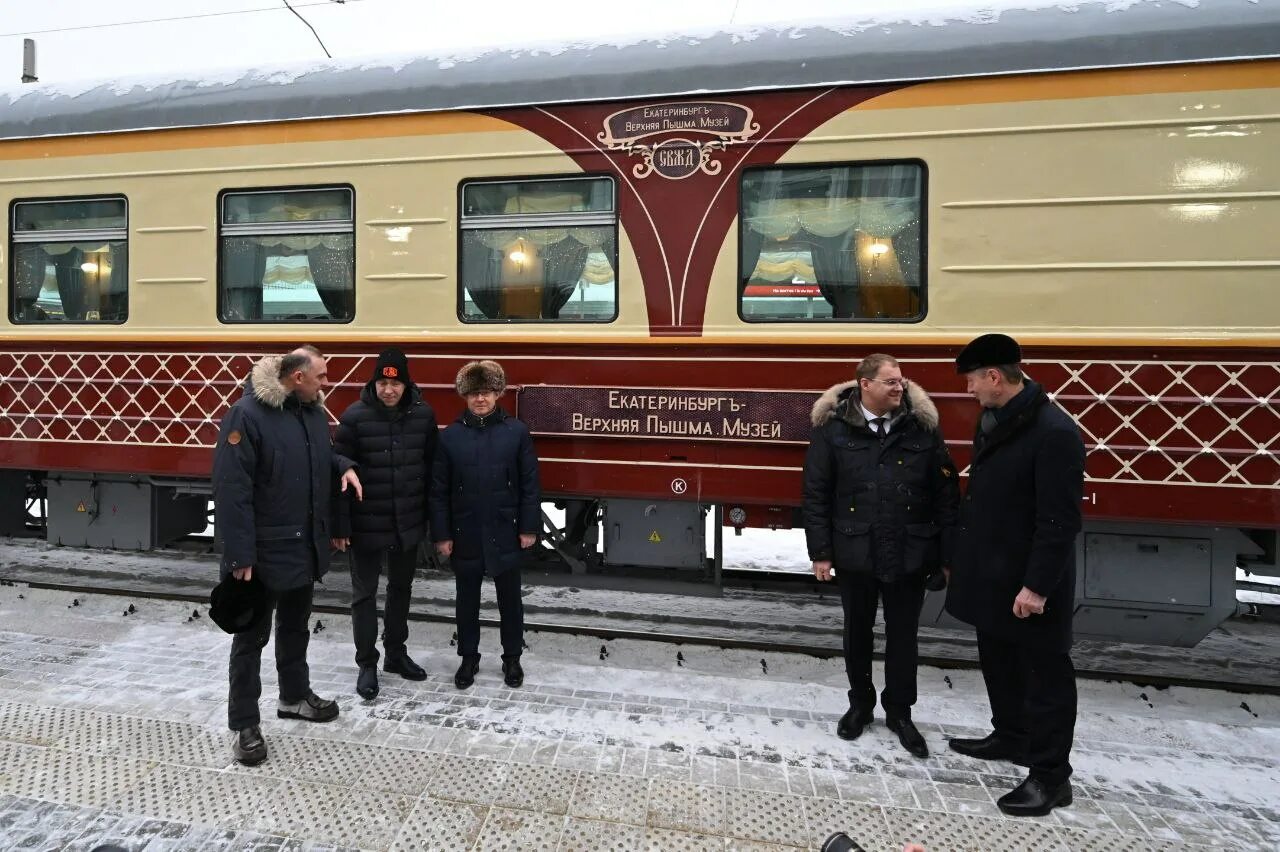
[860,404,886,426]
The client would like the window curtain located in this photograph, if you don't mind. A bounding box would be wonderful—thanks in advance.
[306,243,353,320]
[103,246,128,320]
[803,229,858,318]
[540,237,590,319]
[52,248,86,320]
[740,226,764,294]
[222,240,267,321]
[462,236,503,319]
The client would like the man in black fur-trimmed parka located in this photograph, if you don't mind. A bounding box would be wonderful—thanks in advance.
[213,345,362,766]
[803,353,959,759]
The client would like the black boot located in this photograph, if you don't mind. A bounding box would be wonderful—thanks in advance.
[948,732,1030,766]
[454,655,480,690]
[997,776,1073,817]
[886,716,928,758]
[384,652,427,681]
[502,656,524,688]
[836,706,874,741]
[356,666,379,700]
[232,725,267,766]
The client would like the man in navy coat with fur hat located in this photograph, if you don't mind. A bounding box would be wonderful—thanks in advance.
[431,360,540,690]
[946,333,1085,817]
[803,353,959,759]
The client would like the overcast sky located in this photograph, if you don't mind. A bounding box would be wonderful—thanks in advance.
[0,0,1053,85]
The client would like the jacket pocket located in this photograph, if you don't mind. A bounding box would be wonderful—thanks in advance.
[832,520,872,572]
[256,523,304,542]
[904,522,941,574]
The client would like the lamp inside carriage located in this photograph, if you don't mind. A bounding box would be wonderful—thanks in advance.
[1,1,1278,648]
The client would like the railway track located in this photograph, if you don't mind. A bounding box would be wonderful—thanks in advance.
[13,572,1280,698]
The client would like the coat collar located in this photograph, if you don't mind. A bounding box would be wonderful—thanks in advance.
[973,381,1048,460]
[246,354,324,411]
[810,378,939,432]
[459,406,507,429]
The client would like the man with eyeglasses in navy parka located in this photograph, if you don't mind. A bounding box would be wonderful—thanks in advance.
[803,353,960,759]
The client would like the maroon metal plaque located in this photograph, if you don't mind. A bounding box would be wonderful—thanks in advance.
[518,386,812,444]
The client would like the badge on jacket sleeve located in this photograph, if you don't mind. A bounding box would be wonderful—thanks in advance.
[941,466,952,477]
[227,430,242,446]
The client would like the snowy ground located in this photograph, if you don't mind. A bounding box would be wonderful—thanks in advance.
[0,585,1276,850]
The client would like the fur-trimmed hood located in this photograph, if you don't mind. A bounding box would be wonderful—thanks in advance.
[245,354,324,410]
[810,378,939,431]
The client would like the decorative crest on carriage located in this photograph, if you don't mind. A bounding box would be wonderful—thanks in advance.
[598,100,759,180]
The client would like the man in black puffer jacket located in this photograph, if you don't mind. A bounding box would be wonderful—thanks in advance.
[431,360,540,691]
[803,353,959,759]
[334,348,438,700]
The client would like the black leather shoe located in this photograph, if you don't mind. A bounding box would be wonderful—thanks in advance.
[232,725,267,766]
[383,653,427,681]
[502,657,524,688]
[277,692,339,722]
[886,716,929,758]
[948,732,1030,766]
[356,666,379,700]
[997,776,1072,817]
[836,707,874,741]
[454,656,480,690]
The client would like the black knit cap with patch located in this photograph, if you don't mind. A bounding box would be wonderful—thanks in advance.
[372,347,411,384]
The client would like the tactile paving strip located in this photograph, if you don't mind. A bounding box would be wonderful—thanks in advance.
[24,748,154,808]
[569,771,650,825]
[803,798,895,852]
[316,787,414,850]
[474,805,564,852]
[247,779,347,839]
[253,733,380,786]
[724,788,809,847]
[966,814,1064,852]
[110,763,280,828]
[355,746,442,795]
[425,753,509,806]
[388,796,488,852]
[558,816,646,852]
[1055,826,1202,852]
[493,763,577,814]
[647,780,727,836]
[641,827,725,851]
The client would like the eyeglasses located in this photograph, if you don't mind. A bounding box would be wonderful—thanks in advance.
[866,378,907,388]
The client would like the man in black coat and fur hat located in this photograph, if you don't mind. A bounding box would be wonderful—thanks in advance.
[432,360,540,691]
[946,333,1085,817]
[333,347,438,700]
[803,353,959,759]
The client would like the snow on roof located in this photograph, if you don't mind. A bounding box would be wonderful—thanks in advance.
[1,0,1277,141]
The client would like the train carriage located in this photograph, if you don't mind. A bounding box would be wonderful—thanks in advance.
[1,0,1278,645]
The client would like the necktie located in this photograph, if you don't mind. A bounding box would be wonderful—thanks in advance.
[872,417,886,441]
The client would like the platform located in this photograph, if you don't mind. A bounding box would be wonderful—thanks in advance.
[2,538,1279,693]
[0,577,1278,850]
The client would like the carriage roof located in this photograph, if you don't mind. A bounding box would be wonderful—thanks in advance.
[2,0,1278,142]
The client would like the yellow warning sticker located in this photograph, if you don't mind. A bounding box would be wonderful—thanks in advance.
[648,530,662,543]
[75,501,87,513]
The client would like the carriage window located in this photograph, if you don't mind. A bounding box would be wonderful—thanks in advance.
[10,197,128,323]
[460,176,617,322]
[739,163,924,322]
[218,187,354,323]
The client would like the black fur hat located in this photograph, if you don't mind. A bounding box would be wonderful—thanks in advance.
[209,572,268,634]
[455,360,506,396]
[955,333,1022,374]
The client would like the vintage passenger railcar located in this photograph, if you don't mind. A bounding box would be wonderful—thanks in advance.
[1,1,1277,644]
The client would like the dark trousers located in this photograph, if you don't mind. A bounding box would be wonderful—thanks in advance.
[228,583,313,730]
[455,567,523,659]
[836,570,926,718]
[977,629,1078,786]
[350,545,417,668]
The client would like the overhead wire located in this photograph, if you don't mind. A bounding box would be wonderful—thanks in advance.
[0,0,369,39]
